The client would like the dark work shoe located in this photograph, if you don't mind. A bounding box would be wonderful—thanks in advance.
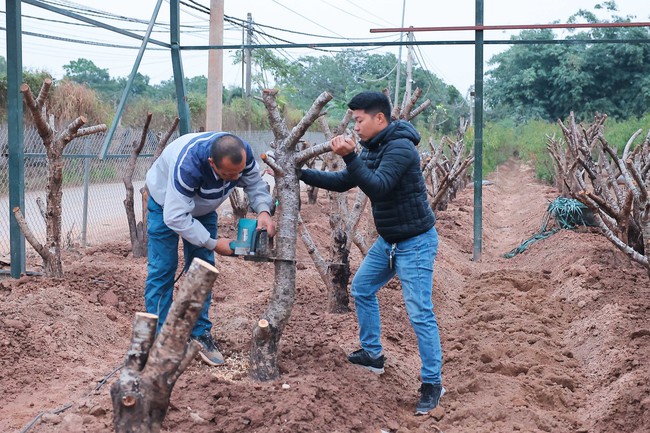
[415,383,446,415]
[347,349,385,374]
[191,331,225,366]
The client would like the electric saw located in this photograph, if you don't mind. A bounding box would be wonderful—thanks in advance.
[229,218,272,262]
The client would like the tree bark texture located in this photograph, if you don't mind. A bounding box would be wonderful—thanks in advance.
[250,89,332,381]
[124,113,152,258]
[18,80,107,277]
[111,258,219,433]
[229,188,250,225]
[548,113,649,276]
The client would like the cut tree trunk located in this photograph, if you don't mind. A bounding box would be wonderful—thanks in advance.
[250,89,333,381]
[124,113,152,258]
[111,258,218,433]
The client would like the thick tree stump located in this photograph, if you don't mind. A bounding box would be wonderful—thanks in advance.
[111,258,218,433]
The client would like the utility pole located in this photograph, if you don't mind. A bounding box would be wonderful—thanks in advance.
[207,0,224,131]
[245,13,252,98]
[393,0,407,109]
[403,31,414,111]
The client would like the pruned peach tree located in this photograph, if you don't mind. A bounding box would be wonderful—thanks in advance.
[123,113,179,258]
[548,112,650,276]
[422,117,475,211]
[12,79,107,277]
[250,89,333,380]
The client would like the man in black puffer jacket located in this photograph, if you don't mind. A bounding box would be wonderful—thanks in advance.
[299,91,444,415]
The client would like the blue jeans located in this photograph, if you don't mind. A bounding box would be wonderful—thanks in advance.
[145,197,216,337]
[351,226,442,384]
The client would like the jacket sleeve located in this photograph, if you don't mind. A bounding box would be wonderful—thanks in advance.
[162,173,218,250]
[342,140,416,201]
[299,166,356,192]
[237,150,273,215]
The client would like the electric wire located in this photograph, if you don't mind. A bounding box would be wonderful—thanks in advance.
[360,61,398,83]
[0,25,168,50]
[318,0,388,28]
[270,0,348,39]
[36,0,207,27]
[342,0,396,28]
[230,14,396,41]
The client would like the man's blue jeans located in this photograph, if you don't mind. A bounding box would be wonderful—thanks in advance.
[144,197,215,337]
[351,226,442,384]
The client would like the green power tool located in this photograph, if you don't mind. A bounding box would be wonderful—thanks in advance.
[229,218,271,261]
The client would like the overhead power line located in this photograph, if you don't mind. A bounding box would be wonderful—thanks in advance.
[0,25,167,50]
[270,0,348,39]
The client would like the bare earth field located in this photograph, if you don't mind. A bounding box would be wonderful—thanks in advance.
[1,159,648,433]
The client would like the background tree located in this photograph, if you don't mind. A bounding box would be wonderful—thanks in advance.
[13,79,107,277]
[486,3,650,122]
[63,58,118,99]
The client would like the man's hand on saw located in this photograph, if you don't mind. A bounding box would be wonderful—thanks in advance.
[215,238,234,256]
[257,211,276,237]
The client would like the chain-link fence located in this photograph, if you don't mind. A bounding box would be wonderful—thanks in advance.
[1,125,327,261]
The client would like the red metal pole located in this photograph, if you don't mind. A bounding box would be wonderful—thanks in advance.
[371,22,650,33]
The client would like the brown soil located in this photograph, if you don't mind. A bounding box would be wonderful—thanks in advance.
[1,159,649,433]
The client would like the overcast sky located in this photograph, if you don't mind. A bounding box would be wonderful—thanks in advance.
[2,0,649,95]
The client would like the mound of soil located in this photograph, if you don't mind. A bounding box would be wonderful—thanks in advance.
[1,159,648,433]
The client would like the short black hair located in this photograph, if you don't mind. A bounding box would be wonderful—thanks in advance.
[348,91,391,121]
[211,134,245,168]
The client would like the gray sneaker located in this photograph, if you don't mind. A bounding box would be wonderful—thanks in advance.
[347,349,385,374]
[191,331,225,366]
[415,383,445,415]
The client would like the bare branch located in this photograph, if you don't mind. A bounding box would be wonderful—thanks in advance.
[623,128,643,161]
[287,92,333,149]
[297,215,330,288]
[408,99,432,121]
[261,153,285,176]
[334,110,353,136]
[36,196,47,223]
[261,89,290,141]
[626,158,648,202]
[320,116,333,140]
[352,230,371,256]
[135,113,153,154]
[294,141,333,166]
[36,78,52,108]
[20,83,51,139]
[72,124,108,140]
[12,207,47,259]
[591,211,648,267]
[402,88,422,119]
[154,117,180,160]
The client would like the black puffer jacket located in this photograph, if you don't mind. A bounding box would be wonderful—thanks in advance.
[300,120,435,243]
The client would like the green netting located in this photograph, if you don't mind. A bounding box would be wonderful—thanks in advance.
[503,197,590,258]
